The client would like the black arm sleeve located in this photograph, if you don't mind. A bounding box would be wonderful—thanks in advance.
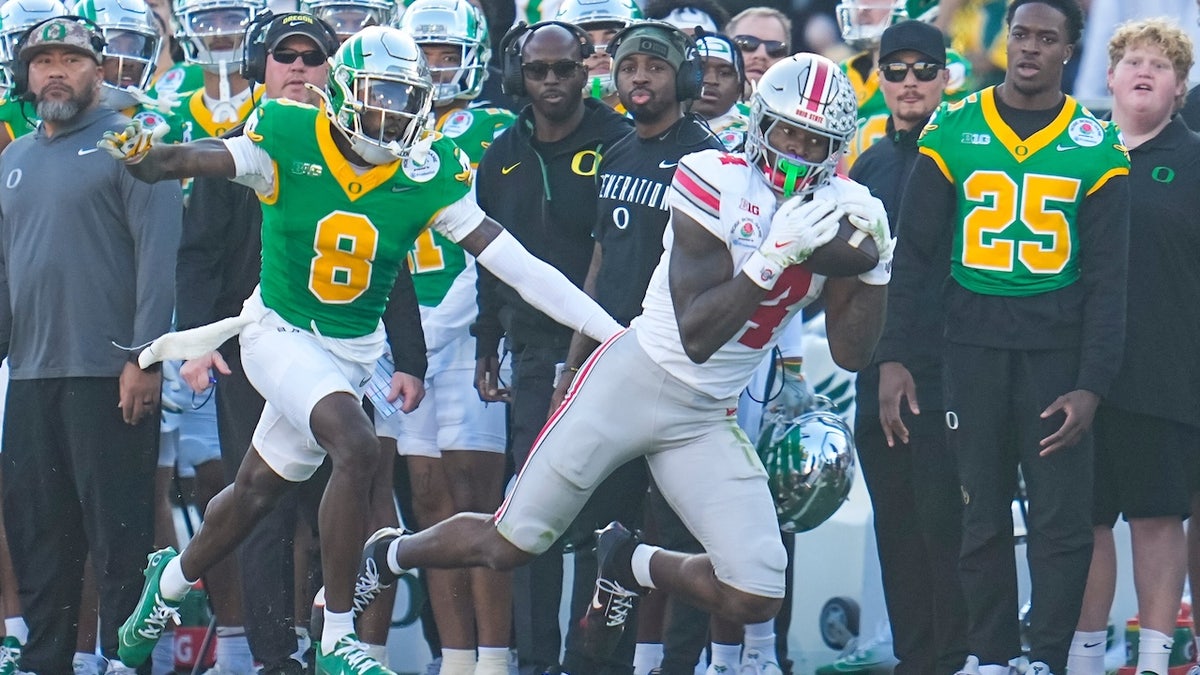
[1073,175,1130,396]
[874,154,955,366]
[471,265,505,359]
[383,262,428,381]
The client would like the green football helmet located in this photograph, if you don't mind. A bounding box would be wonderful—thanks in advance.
[756,401,856,533]
[299,0,396,41]
[328,25,433,165]
[397,0,488,105]
[74,0,160,108]
[905,0,938,23]
[835,0,906,51]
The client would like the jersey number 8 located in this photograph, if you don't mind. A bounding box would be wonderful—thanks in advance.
[311,212,379,303]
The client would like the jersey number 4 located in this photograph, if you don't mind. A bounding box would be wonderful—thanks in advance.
[962,171,1079,274]
[310,211,379,303]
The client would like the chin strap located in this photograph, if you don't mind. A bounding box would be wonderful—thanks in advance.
[209,60,240,123]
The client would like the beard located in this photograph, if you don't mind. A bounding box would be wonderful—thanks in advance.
[36,85,95,122]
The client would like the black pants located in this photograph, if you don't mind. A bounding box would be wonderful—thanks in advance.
[944,344,1093,675]
[2,377,158,674]
[216,341,325,670]
[855,406,968,675]
[508,343,647,675]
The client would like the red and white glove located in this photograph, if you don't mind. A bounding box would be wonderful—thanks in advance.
[742,197,842,289]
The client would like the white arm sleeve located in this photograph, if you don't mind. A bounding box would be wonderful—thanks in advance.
[475,229,623,344]
[429,194,488,243]
[421,256,479,354]
[223,135,276,196]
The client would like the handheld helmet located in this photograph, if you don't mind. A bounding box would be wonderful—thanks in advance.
[74,0,160,108]
[555,0,640,98]
[835,0,906,51]
[327,25,433,165]
[396,0,487,105]
[299,0,394,41]
[756,398,856,533]
[0,0,69,78]
[175,0,266,70]
[745,53,856,198]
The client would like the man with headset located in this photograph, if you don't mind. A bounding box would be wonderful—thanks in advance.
[468,20,630,675]
[0,16,181,675]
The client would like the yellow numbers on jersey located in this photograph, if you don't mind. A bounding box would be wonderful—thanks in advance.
[961,171,1079,275]
[310,211,379,303]
[407,228,447,274]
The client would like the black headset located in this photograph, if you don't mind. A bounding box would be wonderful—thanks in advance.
[499,20,594,97]
[240,10,340,84]
[12,15,107,101]
[692,26,744,94]
[605,20,702,102]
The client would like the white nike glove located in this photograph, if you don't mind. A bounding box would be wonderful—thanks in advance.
[742,197,841,290]
[815,178,895,285]
[97,119,169,165]
[129,86,182,114]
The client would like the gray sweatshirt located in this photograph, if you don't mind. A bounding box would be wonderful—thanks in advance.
[0,106,182,379]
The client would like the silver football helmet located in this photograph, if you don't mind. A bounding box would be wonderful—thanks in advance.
[555,0,640,98]
[756,398,856,533]
[397,0,488,105]
[299,0,395,41]
[175,0,265,71]
[0,0,69,82]
[327,25,433,164]
[745,53,857,197]
[74,0,160,109]
[835,0,906,51]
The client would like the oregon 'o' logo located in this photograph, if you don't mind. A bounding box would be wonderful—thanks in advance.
[41,22,67,41]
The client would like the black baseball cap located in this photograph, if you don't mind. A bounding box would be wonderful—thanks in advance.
[265,12,336,55]
[878,20,946,64]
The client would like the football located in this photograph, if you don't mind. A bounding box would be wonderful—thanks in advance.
[803,214,880,277]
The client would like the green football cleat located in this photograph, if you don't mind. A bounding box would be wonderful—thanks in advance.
[0,635,23,675]
[118,547,183,667]
[315,634,395,675]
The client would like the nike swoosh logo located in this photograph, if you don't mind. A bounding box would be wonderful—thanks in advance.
[1055,144,1078,151]
[1083,641,1103,648]
[501,162,520,174]
[78,147,100,155]
[658,160,678,169]
[359,375,371,387]
[392,185,417,193]
[774,241,792,249]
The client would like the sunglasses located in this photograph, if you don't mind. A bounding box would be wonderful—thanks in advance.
[271,49,326,67]
[879,61,942,82]
[521,60,583,80]
[733,35,789,58]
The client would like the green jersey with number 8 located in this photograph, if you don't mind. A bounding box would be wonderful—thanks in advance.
[245,98,474,338]
[918,86,1129,297]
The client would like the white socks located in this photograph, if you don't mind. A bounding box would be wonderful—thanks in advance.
[4,617,27,644]
[321,609,354,653]
[744,620,775,657]
[1137,627,1172,675]
[441,648,476,675]
[1067,629,1106,675]
[215,627,254,674]
[476,646,509,675]
[386,536,410,577]
[633,642,663,674]
[160,557,195,602]
[710,642,741,672]
[631,544,661,590]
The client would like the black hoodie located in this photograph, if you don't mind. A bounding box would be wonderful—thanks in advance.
[472,97,632,357]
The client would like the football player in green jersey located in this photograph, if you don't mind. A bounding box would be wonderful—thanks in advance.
[885,1,1130,674]
[73,0,161,116]
[836,0,973,169]
[101,26,621,675]
[394,2,517,673]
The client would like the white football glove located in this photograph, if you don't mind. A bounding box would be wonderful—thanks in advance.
[129,86,182,114]
[815,177,895,285]
[97,119,169,164]
[743,197,842,290]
